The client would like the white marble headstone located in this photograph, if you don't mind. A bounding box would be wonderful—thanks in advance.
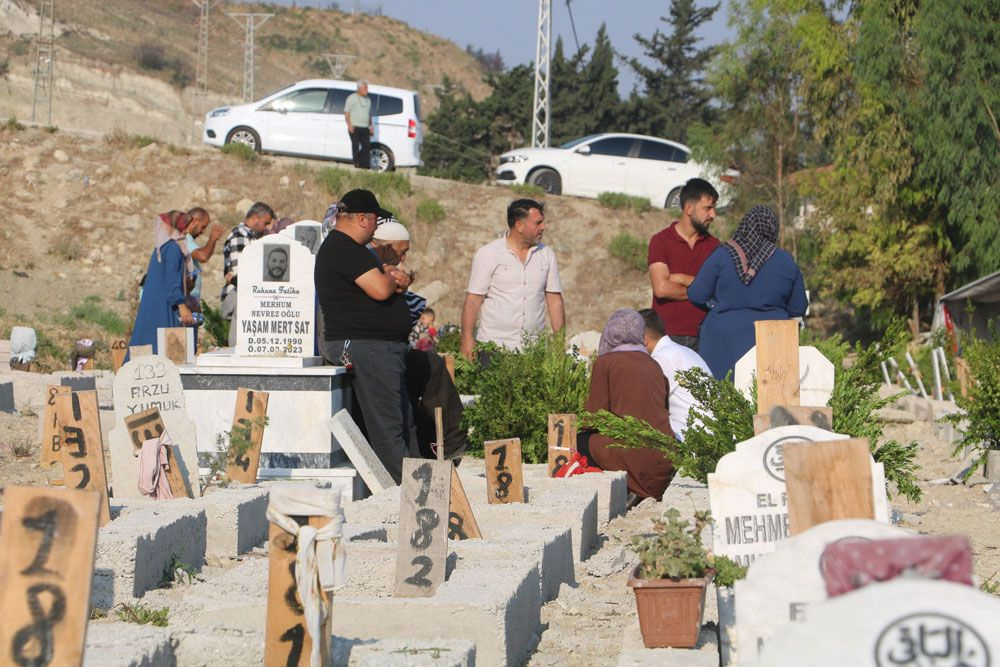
[734,346,835,407]
[750,579,1000,666]
[109,355,200,498]
[735,519,914,662]
[279,220,323,255]
[708,425,889,567]
[235,237,315,357]
[327,409,395,493]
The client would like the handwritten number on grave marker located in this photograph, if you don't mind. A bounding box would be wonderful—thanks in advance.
[404,556,434,588]
[411,462,432,506]
[61,427,86,459]
[447,511,467,540]
[495,472,513,499]
[10,582,65,667]
[410,508,439,549]
[491,443,508,471]
[283,556,303,615]
[20,511,58,577]
[69,464,91,490]
[278,623,304,667]
[70,393,81,422]
[555,419,565,447]
[47,388,58,406]
[551,455,569,477]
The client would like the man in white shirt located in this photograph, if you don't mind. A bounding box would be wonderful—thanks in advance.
[460,199,565,360]
[639,308,712,441]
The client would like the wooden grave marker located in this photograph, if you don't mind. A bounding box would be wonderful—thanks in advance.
[394,458,452,597]
[40,385,71,468]
[110,338,128,372]
[129,344,153,358]
[755,320,800,415]
[753,405,834,435]
[447,467,482,541]
[265,515,331,666]
[157,326,193,366]
[0,486,101,667]
[784,438,875,535]
[54,391,111,525]
[225,387,269,483]
[434,406,445,461]
[123,408,192,498]
[484,438,525,504]
[547,414,577,477]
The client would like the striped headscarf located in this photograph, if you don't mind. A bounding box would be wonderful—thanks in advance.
[723,205,780,285]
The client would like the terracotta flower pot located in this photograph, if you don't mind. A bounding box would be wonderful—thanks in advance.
[627,563,708,649]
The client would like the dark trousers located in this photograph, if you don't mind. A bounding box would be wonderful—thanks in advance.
[669,334,699,353]
[349,127,371,169]
[322,338,418,484]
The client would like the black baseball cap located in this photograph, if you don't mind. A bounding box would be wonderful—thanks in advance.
[338,189,393,218]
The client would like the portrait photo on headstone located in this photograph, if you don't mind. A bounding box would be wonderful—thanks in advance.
[294,225,320,254]
[262,244,290,283]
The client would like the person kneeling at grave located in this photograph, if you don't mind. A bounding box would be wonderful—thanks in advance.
[577,309,676,505]
[315,189,419,483]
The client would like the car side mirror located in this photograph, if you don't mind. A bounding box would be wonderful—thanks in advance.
[576,145,591,156]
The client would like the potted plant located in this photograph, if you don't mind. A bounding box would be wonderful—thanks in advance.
[627,508,713,648]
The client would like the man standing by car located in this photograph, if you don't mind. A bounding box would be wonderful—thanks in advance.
[460,198,565,361]
[344,80,374,170]
[315,189,417,483]
[647,178,719,352]
[221,201,275,345]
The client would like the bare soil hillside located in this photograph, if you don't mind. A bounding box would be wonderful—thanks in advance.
[0,0,490,141]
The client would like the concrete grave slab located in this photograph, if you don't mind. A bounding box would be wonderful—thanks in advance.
[708,425,889,567]
[751,579,1000,666]
[735,345,835,408]
[521,464,628,528]
[332,638,477,666]
[109,355,201,499]
[196,485,269,559]
[83,621,174,667]
[618,621,719,667]
[734,518,913,664]
[328,409,396,492]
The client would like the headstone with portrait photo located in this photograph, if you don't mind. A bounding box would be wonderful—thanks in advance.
[750,579,1000,667]
[235,237,316,358]
[279,219,323,255]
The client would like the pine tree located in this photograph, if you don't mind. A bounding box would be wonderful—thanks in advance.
[624,0,719,142]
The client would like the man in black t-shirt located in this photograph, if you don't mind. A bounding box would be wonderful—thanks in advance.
[315,189,417,483]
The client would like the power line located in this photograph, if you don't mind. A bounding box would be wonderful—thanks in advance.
[227,12,273,102]
[31,0,55,125]
[531,0,551,148]
[565,0,580,53]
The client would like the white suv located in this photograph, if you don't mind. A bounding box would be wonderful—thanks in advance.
[203,79,423,171]
[496,133,734,208]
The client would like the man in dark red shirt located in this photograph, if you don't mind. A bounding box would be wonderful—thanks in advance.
[647,178,720,351]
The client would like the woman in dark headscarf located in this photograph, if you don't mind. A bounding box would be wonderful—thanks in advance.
[128,211,195,355]
[578,309,676,502]
[688,205,808,380]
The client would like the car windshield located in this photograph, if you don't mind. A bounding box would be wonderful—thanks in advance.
[559,134,601,149]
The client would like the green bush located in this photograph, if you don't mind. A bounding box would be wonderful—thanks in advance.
[415,198,446,224]
[316,167,412,203]
[116,603,168,627]
[4,115,25,131]
[461,331,590,462]
[221,142,257,162]
[947,323,1000,479]
[598,191,652,213]
[105,128,158,150]
[511,183,546,197]
[202,301,230,348]
[608,232,648,271]
[68,296,128,336]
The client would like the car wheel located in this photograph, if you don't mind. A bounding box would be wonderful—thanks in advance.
[226,127,260,152]
[665,187,682,210]
[370,144,395,172]
[528,168,562,195]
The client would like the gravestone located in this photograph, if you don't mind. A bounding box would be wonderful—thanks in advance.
[108,355,200,499]
[327,410,395,493]
[753,579,1000,666]
[280,220,323,255]
[707,425,888,567]
[157,326,195,365]
[0,381,14,413]
[60,375,97,392]
[236,237,316,358]
[735,519,913,662]
[735,346,835,408]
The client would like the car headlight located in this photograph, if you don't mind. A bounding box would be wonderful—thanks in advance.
[209,108,231,118]
[500,154,529,164]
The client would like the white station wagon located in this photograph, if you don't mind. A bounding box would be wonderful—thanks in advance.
[203,79,423,171]
[496,133,734,208]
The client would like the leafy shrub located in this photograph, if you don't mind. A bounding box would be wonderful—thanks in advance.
[202,301,230,348]
[415,198,446,224]
[632,509,712,580]
[116,603,168,627]
[435,328,479,395]
[461,331,590,462]
[598,191,652,213]
[221,142,257,162]
[316,167,412,201]
[713,554,749,587]
[947,323,1000,479]
[511,183,545,197]
[68,296,128,336]
[608,233,648,271]
[134,43,193,87]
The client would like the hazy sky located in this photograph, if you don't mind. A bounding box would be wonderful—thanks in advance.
[267,0,733,94]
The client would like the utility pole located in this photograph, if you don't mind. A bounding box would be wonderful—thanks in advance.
[191,0,220,110]
[227,12,273,102]
[321,53,356,79]
[531,0,551,148]
[31,0,55,125]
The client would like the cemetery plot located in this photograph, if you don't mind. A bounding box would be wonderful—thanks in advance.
[40,385,70,468]
[54,391,111,525]
[123,408,192,498]
[224,387,270,484]
[485,438,525,504]
[394,458,452,597]
[735,345,835,410]
[0,486,101,667]
[547,414,576,477]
